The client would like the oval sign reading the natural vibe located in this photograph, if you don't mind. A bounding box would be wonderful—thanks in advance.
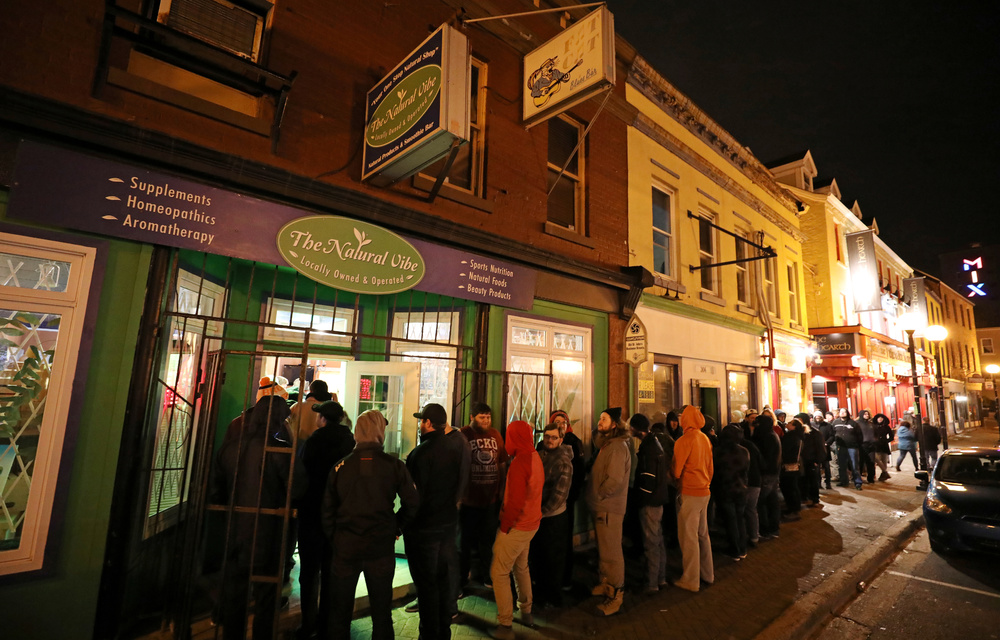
[365,65,442,148]
[276,216,425,295]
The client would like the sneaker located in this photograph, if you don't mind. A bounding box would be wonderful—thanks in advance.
[591,581,613,598]
[483,579,493,589]
[404,601,419,613]
[488,624,515,640]
[739,553,748,560]
[596,588,624,616]
[518,610,535,627]
[879,472,891,482]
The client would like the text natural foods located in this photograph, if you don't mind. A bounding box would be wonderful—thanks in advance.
[276,216,425,294]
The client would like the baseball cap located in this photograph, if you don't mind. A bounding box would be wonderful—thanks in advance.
[413,403,448,427]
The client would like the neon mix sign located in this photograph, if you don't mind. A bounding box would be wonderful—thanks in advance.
[963,257,987,297]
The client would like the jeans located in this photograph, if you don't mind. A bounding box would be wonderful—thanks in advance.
[404,525,458,640]
[821,459,833,486]
[862,442,877,482]
[744,486,761,543]
[803,462,821,504]
[297,522,331,639]
[897,449,919,471]
[640,505,667,588]
[528,510,570,606]
[459,504,499,587]
[779,471,802,513]
[491,527,536,626]
[593,511,625,589]
[874,452,890,476]
[718,494,747,558]
[837,446,863,487]
[758,475,780,537]
[676,494,714,591]
[329,554,395,640]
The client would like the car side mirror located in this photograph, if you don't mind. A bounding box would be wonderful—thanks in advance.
[915,470,929,487]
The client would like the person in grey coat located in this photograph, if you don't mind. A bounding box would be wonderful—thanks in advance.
[586,407,632,615]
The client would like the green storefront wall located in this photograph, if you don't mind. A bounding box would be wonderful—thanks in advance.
[1,191,152,640]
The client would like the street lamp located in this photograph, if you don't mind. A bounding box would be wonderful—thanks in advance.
[898,312,927,489]
[925,324,949,450]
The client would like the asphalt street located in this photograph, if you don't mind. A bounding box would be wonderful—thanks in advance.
[813,528,1000,640]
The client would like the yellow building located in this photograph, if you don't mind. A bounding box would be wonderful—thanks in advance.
[623,52,811,424]
[923,274,983,430]
[769,152,931,424]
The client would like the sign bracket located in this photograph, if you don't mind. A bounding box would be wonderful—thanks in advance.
[686,210,777,271]
[547,87,613,197]
[461,2,606,25]
[426,139,463,204]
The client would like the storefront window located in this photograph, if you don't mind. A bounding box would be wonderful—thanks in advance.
[727,369,753,421]
[635,357,679,422]
[507,316,590,439]
[779,372,803,416]
[390,311,461,411]
[1,234,95,575]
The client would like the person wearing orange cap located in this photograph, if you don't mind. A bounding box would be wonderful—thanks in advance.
[671,405,715,593]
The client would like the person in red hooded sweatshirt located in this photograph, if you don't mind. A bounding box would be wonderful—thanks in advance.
[488,420,543,640]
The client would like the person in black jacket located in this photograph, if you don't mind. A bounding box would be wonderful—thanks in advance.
[297,400,355,640]
[856,409,878,484]
[730,424,762,548]
[631,414,670,591]
[832,408,863,490]
[872,413,893,481]
[405,403,466,640]
[779,418,804,520]
[322,410,418,640]
[713,424,750,560]
[752,414,782,540]
[812,412,835,490]
[212,395,305,640]
[800,418,827,507]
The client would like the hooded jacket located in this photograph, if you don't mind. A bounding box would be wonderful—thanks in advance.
[297,414,355,528]
[872,414,894,454]
[672,406,714,497]
[499,420,544,532]
[586,424,632,515]
[635,433,670,507]
[536,441,574,517]
[321,411,419,558]
[857,411,876,444]
[752,415,782,476]
[896,422,917,451]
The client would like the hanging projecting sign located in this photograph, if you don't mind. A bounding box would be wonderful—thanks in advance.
[845,229,881,313]
[276,216,425,294]
[962,256,988,298]
[362,23,470,187]
[902,277,928,330]
[624,314,648,367]
[522,6,616,129]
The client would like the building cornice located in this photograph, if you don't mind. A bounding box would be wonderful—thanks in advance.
[627,56,801,217]
[631,111,805,242]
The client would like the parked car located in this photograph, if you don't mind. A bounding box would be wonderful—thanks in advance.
[920,447,1000,554]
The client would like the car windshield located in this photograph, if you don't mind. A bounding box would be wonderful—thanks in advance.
[938,454,1000,487]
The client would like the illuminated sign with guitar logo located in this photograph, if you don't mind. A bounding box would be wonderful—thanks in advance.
[963,257,987,297]
[522,6,616,128]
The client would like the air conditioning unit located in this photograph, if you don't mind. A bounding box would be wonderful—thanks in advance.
[157,0,266,62]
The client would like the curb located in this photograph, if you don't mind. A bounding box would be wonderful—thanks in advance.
[753,505,926,640]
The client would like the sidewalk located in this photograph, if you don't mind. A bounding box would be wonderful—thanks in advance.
[359,424,1000,640]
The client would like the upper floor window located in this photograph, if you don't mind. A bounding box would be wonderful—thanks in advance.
[651,186,674,278]
[735,230,751,305]
[763,255,778,317]
[787,261,801,324]
[547,115,586,232]
[834,223,844,263]
[698,212,717,294]
[419,58,488,197]
[983,337,995,355]
[157,0,270,62]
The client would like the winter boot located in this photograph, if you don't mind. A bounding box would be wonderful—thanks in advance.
[596,588,624,616]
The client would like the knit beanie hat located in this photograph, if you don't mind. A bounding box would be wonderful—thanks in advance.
[680,405,706,430]
[629,413,650,433]
[602,407,623,423]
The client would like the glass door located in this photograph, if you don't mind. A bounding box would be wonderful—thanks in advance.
[343,361,422,459]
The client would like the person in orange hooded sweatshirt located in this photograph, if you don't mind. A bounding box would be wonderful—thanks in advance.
[489,420,543,640]
[671,405,715,593]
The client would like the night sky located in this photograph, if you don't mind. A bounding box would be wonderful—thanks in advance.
[605,0,1000,275]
